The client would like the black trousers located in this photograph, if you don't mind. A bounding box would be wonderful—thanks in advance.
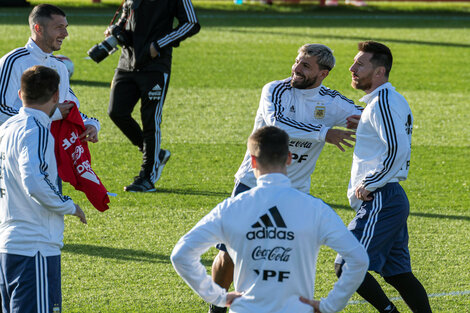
[108,69,170,182]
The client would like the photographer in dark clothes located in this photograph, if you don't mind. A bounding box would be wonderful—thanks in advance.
[107,0,200,192]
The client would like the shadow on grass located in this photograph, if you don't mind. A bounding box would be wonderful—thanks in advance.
[63,244,170,263]
[228,28,470,49]
[330,203,470,221]
[71,79,110,88]
[62,243,214,266]
[156,188,231,198]
[1,4,469,28]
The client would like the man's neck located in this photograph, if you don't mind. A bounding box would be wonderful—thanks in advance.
[31,37,52,54]
[364,79,388,94]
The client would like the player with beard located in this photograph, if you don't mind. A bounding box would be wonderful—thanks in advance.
[208,43,364,313]
[334,41,432,313]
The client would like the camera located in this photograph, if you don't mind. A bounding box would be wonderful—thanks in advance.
[87,25,129,63]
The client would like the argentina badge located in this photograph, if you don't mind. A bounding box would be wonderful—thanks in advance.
[314,105,326,119]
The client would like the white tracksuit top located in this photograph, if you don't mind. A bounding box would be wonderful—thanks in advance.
[171,173,369,313]
[235,78,363,193]
[0,38,100,131]
[0,107,76,257]
[348,82,413,211]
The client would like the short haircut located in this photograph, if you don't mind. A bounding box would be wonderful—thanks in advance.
[358,41,393,77]
[21,65,60,105]
[298,44,335,71]
[248,126,289,168]
[29,4,66,29]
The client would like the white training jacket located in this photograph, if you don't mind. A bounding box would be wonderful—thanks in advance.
[172,173,368,313]
[0,38,100,131]
[235,78,363,193]
[348,82,413,211]
[0,107,76,257]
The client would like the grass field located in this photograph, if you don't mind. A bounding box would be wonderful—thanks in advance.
[1,1,469,312]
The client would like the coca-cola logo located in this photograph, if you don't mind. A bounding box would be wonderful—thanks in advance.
[251,246,292,262]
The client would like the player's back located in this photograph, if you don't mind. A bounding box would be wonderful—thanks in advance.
[221,173,345,312]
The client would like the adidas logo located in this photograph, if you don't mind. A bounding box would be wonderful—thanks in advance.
[148,84,162,101]
[246,206,295,241]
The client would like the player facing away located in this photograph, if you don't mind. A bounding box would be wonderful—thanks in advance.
[172,126,369,313]
[210,43,363,313]
[334,41,432,313]
[0,66,87,312]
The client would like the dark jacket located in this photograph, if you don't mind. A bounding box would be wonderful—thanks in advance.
[116,0,200,72]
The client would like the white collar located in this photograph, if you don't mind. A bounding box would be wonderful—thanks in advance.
[256,173,291,188]
[25,38,52,61]
[294,84,323,97]
[20,107,51,127]
[359,82,395,104]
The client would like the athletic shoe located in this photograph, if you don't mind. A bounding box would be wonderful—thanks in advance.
[124,176,156,193]
[155,149,171,183]
[208,305,227,313]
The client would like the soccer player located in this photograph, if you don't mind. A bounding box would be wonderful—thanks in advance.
[210,43,363,313]
[0,4,100,141]
[171,126,369,313]
[334,41,432,313]
[0,65,87,312]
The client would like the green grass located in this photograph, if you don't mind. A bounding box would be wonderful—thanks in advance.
[1,1,469,312]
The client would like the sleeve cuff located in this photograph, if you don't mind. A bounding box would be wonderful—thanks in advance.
[319,126,330,142]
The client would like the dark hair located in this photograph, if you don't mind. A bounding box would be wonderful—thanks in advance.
[21,65,60,105]
[29,4,66,28]
[248,126,289,168]
[358,41,393,77]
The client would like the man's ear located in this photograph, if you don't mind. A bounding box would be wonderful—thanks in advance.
[34,23,41,34]
[375,66,386,78]
[18,90,23,101]
[52,89,59,103]
[320,69,330,80]
[286,152,292,166]
[250,155,258,169]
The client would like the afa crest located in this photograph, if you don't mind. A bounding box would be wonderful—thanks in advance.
[314,106,326,119]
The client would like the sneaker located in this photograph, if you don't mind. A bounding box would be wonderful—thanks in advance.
[124,176,156,192]
[154,149,171,183]
[208,304,227,313]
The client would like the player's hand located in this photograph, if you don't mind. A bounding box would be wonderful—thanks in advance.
[150,42,159,58]
[226,291,243,306]
[73,204,87,224]
[325,129,356,152]
[58,101,74,119]
[299,296,322,312]
[104,27,111,37]
[355,185,373,201]
[79,125,99,143]
[346,114,361,129]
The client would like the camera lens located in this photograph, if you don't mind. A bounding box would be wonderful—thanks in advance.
[87,36,119,63]
[87,44,109,63]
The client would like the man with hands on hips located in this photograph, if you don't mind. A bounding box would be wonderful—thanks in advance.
[171,126,368,313]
